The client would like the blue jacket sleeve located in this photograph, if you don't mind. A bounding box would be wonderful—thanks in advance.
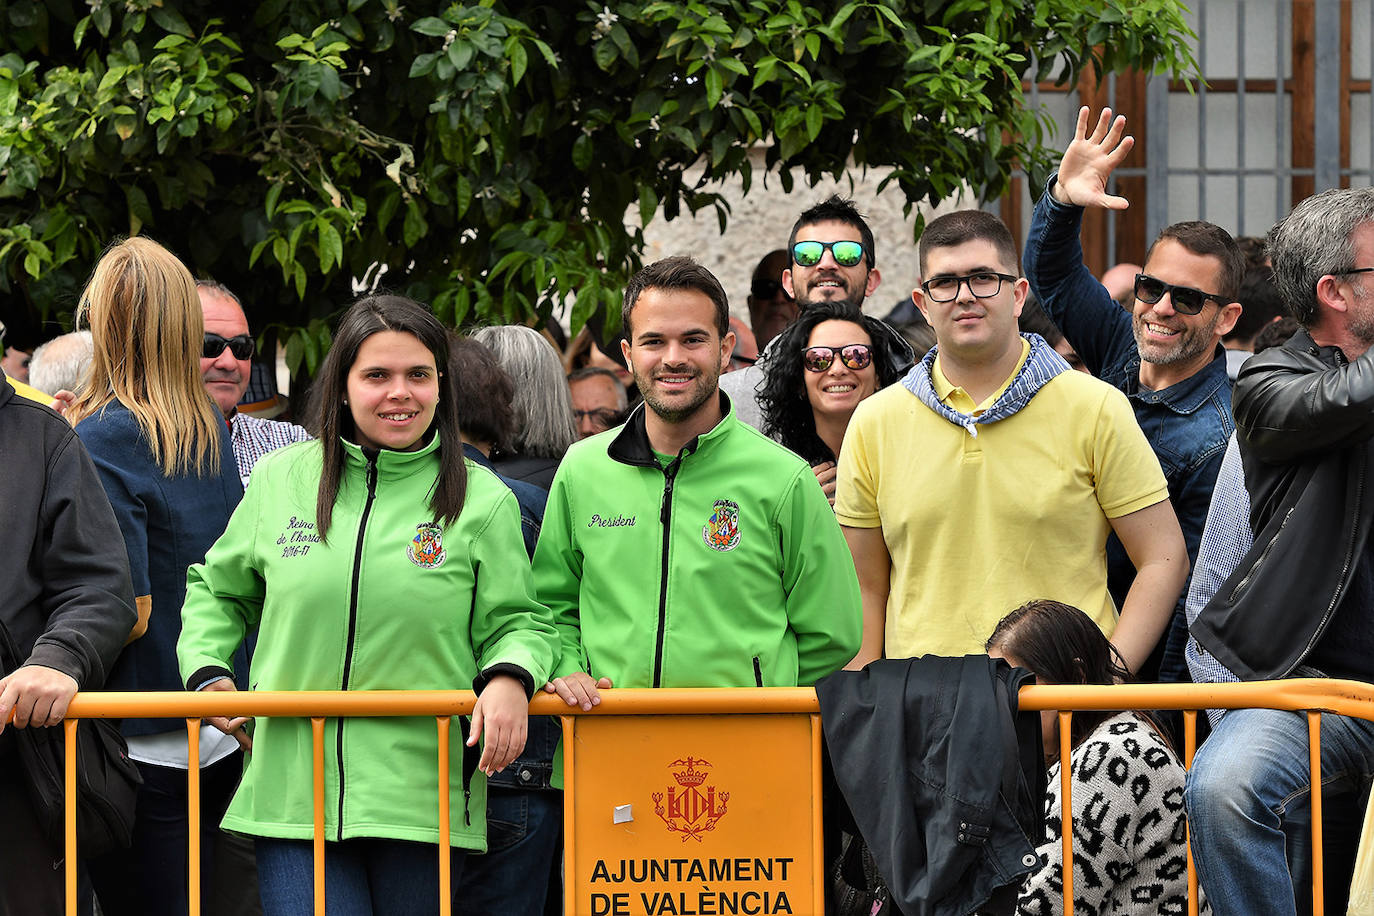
[1023,175,1138,376]
[28,432,138,686]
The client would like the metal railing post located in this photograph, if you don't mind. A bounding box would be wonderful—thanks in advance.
[436,716,452,916]
[1309,711,1325,916]
[64,718,79,916]
[1183,709,1199,916]
[187,720,201,916]
[311,716,326,916]
[1058,710,1075,916]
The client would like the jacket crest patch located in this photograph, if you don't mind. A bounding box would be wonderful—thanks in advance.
[407,522,447,568]
[702,499,740,552]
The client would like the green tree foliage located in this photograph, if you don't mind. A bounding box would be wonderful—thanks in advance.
[0,0,1196,372]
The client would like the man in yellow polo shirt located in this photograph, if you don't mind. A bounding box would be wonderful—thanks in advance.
[835,209,1189,675]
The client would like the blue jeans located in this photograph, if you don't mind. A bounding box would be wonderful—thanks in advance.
[1186,708,1374,916]
[256,837,466,916]
[89,752,251,916]
[454,787,562,916]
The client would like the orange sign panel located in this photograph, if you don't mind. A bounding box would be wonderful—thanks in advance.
[565,713,822,915]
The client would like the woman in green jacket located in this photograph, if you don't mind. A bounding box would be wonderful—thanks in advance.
[178,295,558,916]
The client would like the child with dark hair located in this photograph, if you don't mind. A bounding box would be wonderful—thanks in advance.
[987,600,1205,916]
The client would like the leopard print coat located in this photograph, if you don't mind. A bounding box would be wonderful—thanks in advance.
[1018,712,1208,916]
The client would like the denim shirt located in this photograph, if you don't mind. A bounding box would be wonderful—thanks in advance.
[462,443,546,560]
[1025,179,1234,681]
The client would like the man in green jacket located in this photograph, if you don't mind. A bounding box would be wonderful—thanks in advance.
[535,256,862,708]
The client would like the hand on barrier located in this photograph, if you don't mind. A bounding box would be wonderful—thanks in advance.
[544,671,613,711]
[1051,106,1135,211]
[812,461,837,506]
[0,664,79,732]
[199,678,253,751]
[469,673,529,776]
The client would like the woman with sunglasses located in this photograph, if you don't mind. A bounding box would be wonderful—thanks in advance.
[758,301,912,504]
[178,295,558,916]
[66,237,247,916]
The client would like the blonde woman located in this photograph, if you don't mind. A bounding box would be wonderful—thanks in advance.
[69,237,247,916]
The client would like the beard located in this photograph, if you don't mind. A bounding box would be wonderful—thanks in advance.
[1347,281,1374,348]
[634,363,721,424]
[1131,308,1222,367]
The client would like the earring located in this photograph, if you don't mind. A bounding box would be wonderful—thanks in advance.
[342,398,349,405]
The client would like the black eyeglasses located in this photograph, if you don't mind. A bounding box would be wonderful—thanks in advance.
[1133,274,1227,316]
[750,278,788,300]
[1334,267,1374,279]
[203,333,255,360]
[574,407,622,428]
[792,240,866,268]
[802,344,873,373]
[921,272,1017,302]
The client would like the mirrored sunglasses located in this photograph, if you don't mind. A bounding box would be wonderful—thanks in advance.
[203,333,255,360]
[802,344,873,373]
[792,240,866,268]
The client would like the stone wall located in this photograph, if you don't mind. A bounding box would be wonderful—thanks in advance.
[636,147,970,323]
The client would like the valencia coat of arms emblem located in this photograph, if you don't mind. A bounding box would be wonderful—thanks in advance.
[653,757,729,841]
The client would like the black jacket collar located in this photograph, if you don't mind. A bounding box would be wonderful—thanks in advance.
[607,391,732,467]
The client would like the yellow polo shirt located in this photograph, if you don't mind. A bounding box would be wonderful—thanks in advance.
[834,355,1168,659]
[6,375,55,407]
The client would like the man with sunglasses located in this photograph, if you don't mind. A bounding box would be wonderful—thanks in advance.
[721,196,884,428]
[838,209,1186,676]
[1184,187,1374,916]
[1024,107,1244,684]
[745,248,796,350]
[197,281,310,485]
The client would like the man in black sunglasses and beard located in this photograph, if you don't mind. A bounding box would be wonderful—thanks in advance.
[198,281,310,486]
[1024,106,1245,687]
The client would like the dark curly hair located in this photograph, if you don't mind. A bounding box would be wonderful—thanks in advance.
[757,301,909,465]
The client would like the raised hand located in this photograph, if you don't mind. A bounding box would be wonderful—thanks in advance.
[1051,106,1134,210]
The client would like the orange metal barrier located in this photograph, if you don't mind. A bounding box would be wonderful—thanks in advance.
[24,679,1374,915]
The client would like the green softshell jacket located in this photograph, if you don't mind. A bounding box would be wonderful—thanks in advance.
[177,433,557,848]
[534,394,862,690]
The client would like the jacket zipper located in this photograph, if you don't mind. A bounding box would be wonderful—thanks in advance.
[1285,458,1364,677]
[336,454,379,840]
[653,457,683,688]
[1228,505,1294,602]
[753,656,764,688]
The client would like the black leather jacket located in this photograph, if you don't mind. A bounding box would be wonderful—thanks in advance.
[1191,328,1374,679]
